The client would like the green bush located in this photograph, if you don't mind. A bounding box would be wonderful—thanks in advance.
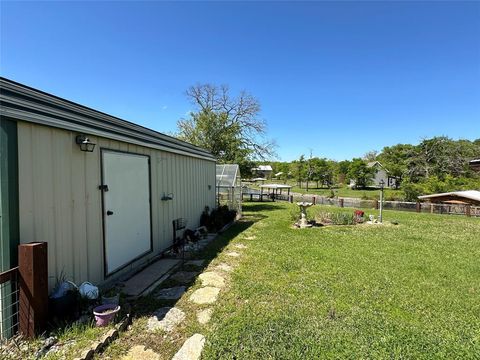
[314,211,356,225]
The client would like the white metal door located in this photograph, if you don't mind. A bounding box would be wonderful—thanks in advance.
[102,151,151,275]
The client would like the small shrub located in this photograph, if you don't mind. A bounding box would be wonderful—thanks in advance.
[330,212,355,225]
[314,211,356,225]
[208,205,237,232]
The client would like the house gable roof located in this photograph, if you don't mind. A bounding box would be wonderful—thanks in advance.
[367,161,389,173]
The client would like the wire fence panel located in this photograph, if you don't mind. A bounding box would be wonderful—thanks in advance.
[0,267,20,344]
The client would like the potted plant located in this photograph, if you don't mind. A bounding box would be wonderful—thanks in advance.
[49,271,79,320]
[93,304,121,327]
[101,288,120,306]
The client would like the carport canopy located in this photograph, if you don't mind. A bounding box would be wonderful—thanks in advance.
[418,190,480,206]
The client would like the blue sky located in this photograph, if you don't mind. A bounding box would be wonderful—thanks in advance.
[1,1,479,161]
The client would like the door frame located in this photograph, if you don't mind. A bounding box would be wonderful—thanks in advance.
[100,148,153,278]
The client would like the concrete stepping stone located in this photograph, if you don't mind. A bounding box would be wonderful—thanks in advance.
[155,286,186,300]
[234,243,247,249]
[215,263,233,272]
[121,345,159,360]
[189,287,220,304]
[170,271,199,283]
[147,307,185,332]
[185,259,205,267]
[226,251,240,257]
[198,272,225,288]
[197,309,213,325]
[122,259,180,297]
[172,333,205,360]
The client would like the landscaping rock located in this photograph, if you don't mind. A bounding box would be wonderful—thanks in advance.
[197,309,213,325]
[185,259,205,267]
[234,243,247,249]
[100,328,118,345]
[170,271,199,283]
[199,272,225,288]
[189,287,220,304]
[215,263,233,272]
[121,345,160,360]
[226,251,240,257]
[147,307,185,332]
[245,236,256,240]
[35,336,58,358]
[44,336,58,348]
[172,333,205,360]
[154,286,186,300]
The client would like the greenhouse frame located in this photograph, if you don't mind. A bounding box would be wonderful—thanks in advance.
[216,164,242,215]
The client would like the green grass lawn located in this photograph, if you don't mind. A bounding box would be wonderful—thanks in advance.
[202,203,480,358]
[250,181,405,200]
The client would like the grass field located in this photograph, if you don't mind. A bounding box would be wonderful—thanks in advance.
[95,202,479,359]
[250,181,405,200]
[201,203,479,358]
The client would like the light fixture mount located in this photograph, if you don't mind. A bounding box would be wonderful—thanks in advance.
[75,134,96,152]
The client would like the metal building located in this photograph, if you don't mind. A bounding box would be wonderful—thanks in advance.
[0,78,216,290]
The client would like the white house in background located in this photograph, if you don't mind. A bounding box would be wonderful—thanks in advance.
[349,161,398,188]
[368,161,398,188]
[252,165,273,178]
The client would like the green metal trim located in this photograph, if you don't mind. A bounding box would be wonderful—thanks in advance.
[0,117,19,271]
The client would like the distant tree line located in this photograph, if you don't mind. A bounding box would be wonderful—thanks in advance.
[257,137,480,201]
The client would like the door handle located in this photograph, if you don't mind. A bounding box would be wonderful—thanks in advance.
[107,210,114,216]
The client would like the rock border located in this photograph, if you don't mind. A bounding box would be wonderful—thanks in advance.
[73,312,131,360]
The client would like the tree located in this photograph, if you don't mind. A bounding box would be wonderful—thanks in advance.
[291,155,306,187]
[377,143,417,188]
[310,157,334,188]
[336,160,351,184]
[363,150,378,162]
[347,158,374,189]
[177,84,275,174]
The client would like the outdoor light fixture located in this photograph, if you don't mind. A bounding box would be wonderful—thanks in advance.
[161,192,174,201]
[75,134,96,152]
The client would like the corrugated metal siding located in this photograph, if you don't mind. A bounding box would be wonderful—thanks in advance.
[17,121,216,289]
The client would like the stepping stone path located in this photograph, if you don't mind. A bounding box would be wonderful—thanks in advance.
[189,286,220,304]
[147,307,185,332]
[170,271,199,283]
[154,286,186,300]
[215,263,233,272]
[234,243,247,249]
[185,259,205,267]
[121,345,159,360]
[199,272,225,288]
[226,251,240,257]
[172,333,205,360]
[197,309,213,325]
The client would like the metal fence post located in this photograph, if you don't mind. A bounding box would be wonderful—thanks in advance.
[18,242,48,338]
[466,205,471,217]
[416,202,421,213]
[339,199,344,208]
